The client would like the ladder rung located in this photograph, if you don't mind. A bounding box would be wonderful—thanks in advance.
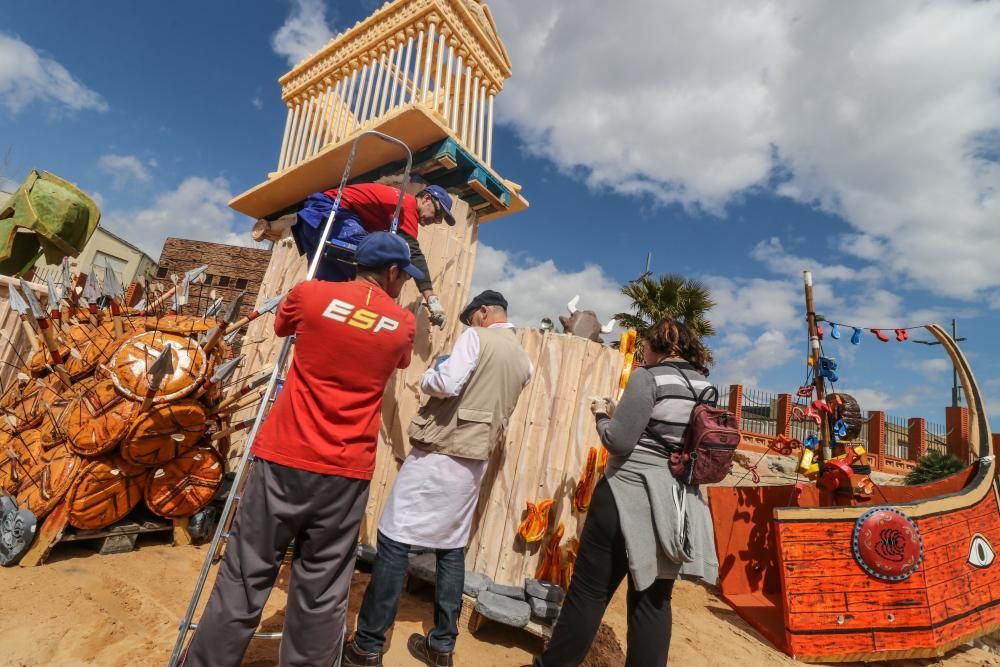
[185,623,282,640]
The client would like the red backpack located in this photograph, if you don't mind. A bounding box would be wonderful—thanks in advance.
[647,365,741,485]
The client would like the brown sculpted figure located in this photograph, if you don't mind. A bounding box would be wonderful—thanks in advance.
[557,296,616,343]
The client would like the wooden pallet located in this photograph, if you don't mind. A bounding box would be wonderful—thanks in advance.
[19,508,187,566]
[459,594,552,641]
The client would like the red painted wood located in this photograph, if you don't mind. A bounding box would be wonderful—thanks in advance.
[786,630,875,657]
[846,589,928,612]
[787,605,932,632]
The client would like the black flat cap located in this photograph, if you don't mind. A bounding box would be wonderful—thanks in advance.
[460,290,508,325]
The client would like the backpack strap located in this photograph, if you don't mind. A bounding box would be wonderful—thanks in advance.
[659,362,718,407]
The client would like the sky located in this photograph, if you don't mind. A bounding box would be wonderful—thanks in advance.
[2,0,1000,426]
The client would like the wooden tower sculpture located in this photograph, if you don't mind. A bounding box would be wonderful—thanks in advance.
[229,0,527,224]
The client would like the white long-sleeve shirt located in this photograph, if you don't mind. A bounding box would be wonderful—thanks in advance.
[379,322,532,548]
[418,322,532,397]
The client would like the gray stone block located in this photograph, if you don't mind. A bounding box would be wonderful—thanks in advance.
[475,590,531,628]
[528,595,561,621]
[407,552,437,583]
[525,578,564,603]
[487,581,526,600]
[464,571,492,598]
[356,543,377,565]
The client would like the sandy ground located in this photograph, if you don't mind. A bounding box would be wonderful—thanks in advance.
[1,538,998,667]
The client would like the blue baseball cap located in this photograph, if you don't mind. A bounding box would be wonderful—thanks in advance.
[420,185,456,226]
[355,232,425,281]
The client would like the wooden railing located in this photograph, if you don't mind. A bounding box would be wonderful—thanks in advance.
[273,0,508,174]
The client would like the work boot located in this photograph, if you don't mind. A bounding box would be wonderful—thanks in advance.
[341,637,382,667]
[407,633,454,667]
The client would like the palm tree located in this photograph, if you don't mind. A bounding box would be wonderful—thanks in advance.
[614,274,717,339]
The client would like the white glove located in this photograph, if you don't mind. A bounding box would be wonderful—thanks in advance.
[426,295,447,328]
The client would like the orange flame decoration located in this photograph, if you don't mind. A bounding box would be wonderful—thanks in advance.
[574,448,598,512]
[617,329,638,397]
[596,447,609,475]
[518,498,554,543]
[560,538,579,591]
[535,522,565,584]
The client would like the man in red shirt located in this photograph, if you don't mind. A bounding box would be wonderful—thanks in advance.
[183,232,418,667]
[292,182,455,327]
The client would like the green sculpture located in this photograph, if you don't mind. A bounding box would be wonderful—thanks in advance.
[0,170,101,276]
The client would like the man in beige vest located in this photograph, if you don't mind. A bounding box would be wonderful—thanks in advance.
[344,290,532,667]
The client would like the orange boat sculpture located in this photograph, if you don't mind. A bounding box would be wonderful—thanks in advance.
[709,319,1000,662]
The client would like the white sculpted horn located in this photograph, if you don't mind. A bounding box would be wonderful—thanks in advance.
[600,318,617,334]
[567,295,580,314]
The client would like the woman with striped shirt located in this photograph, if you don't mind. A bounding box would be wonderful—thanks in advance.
[531,317,719,667]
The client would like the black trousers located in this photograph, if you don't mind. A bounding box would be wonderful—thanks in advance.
[535,478,674,667]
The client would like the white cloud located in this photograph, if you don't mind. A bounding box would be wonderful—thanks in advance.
[471,243,628,330]
[271,0,335,68]
[712,328,796,386]
[252,96,263,110]
[101,177,253,257]
[751,237,881,283]
[704,275,800,333]
[0,33,108,113]
[491,0,1000,299]
[97,154,152,189]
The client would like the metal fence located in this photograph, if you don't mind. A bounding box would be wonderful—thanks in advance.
[885,415,909,460]
[740,387,779,436]
[926,421,948,455]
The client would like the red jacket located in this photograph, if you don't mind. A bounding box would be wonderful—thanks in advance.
[252,279,415,479]
[323,183,420,238]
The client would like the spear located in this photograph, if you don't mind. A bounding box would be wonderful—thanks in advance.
[210,416,255,442]
[213,368,274,413]
[225,293,284,335]
[7,285,41,354]
[102,264,125,338]
[204,295,224,320]
[214,386,265,415]
[145,265,207,315]
[19,280,72,388]
[82,270,101,326]
[45,274,63,331]
[139,345,174,412]
[192,355,244,400]
[202,291,245,354]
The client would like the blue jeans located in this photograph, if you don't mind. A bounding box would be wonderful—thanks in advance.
[291,195,368,282]
[354,531,465,654]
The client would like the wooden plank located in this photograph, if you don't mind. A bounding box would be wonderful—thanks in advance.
[786,592,847,614]
[786,630,875,659]
[492,333,565,585]
[466,328,544,574]
[845,588,928,612]
[19,503,70,567]
[776,521,853,544]
[786,605,932,632]
[172,517,193,547]
[872,629,937,652]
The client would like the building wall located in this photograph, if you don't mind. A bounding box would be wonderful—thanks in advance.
[33,226,158,287]
[155,238,272,320]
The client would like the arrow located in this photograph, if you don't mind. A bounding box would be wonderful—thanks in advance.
[193,354,244,400]
[204,296,224,319]
[45,275,63,330]
[102,264,125,337]
[145,265,207,315]
[6,286,40,354]
[213,367,274,412]
[226,293,285,334]
[82,270,101,325]
[139,345,175,412]
[202,291,245,353]
[19,279,73,389]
